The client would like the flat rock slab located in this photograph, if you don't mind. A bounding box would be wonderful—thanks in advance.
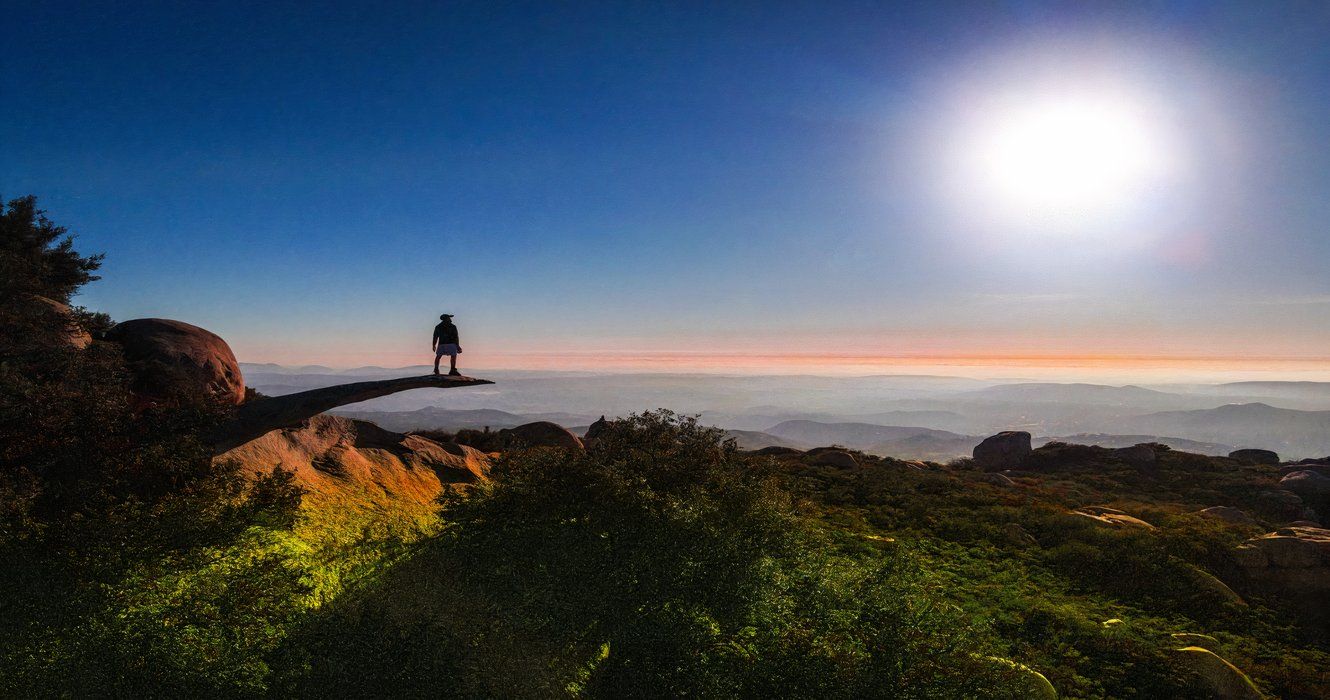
[208,375,494,453]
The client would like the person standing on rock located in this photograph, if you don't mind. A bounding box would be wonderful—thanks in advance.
[432,313,462,376]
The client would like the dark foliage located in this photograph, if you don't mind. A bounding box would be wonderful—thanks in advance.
[0,195,102,304]
[0,197,304,695]
[280,412,1025,698]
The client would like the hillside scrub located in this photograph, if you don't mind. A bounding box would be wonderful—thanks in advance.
[787,445,1330,698]
[278,411,1028,697]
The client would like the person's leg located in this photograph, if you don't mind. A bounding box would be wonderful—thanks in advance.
[433,351,441,375]
[449,353,458,375]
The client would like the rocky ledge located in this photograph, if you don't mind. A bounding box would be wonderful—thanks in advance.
[208,374,494,453]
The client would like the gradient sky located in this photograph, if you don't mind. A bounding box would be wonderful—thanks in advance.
[4,1,1329,374]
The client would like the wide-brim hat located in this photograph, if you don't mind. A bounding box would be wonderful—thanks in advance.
[439,313,454,319]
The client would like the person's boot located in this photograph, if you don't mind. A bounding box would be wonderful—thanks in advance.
[448,368,461,376]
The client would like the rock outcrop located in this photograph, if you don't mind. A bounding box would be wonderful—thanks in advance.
[1278,462,1330,477]
[104,318,245,404]
[218,414,488,504]
[973,431,1031,469]
[1280,470,1330,502]
[34,295,92,349]
[1228,448,1279,465]
[1197,506,1257,526]
[98,319,494,455]
[1231,525,1330,631]
[208,374,494,453]
[499,421,584,449]
[808,449,858,469]
[1183,564,1246,606]
[1071,506,1155,530]
[1169,647,1264,700]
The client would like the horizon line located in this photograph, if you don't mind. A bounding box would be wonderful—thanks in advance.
[241,351,1330,367]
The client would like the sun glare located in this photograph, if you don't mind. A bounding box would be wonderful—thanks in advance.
[942,78,1183,239]
[978,96,1161,215]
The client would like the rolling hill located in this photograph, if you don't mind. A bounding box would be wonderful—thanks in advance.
[332,407,598,433]
[1112,403,1330,458]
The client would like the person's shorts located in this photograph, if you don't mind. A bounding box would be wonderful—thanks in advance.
[436,343,461,358]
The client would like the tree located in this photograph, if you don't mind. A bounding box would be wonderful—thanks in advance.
[0,196,304,695]
[0,195,102,304]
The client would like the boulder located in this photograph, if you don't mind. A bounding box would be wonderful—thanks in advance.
[1197,506,1257,526]
[1169,647,1264,700]
[1231,525,1330,631]
[104,318,245,405]
[1183,565,1246,606]
[1228,448,1279,465]
[1072,506,1155,530]
[973,431,1032,470]
[1280,470,1330,501]
[808,449,858,469]
[498,421,584,449]
[1278,462,1330,478]
[1112,443,1157,468]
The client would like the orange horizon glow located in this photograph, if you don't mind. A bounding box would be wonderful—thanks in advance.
[238,349,1330,382]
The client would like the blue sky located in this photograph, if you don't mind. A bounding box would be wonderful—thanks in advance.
[4,1,1329,372]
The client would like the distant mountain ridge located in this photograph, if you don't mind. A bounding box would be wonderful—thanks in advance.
[764,420,967,447]
[763,421,979,461]
[1113,403,1330,458]
[961,382,1193,406]
[1214,382,1330,400]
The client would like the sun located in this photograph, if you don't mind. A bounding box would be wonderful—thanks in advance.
[959,88,1175,231]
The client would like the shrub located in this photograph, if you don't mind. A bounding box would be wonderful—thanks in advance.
[283,411,1026,697]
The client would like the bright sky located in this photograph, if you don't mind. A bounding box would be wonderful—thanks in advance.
[4,2,1330,377]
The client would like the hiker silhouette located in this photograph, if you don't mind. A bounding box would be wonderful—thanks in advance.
[432,314,462,376]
